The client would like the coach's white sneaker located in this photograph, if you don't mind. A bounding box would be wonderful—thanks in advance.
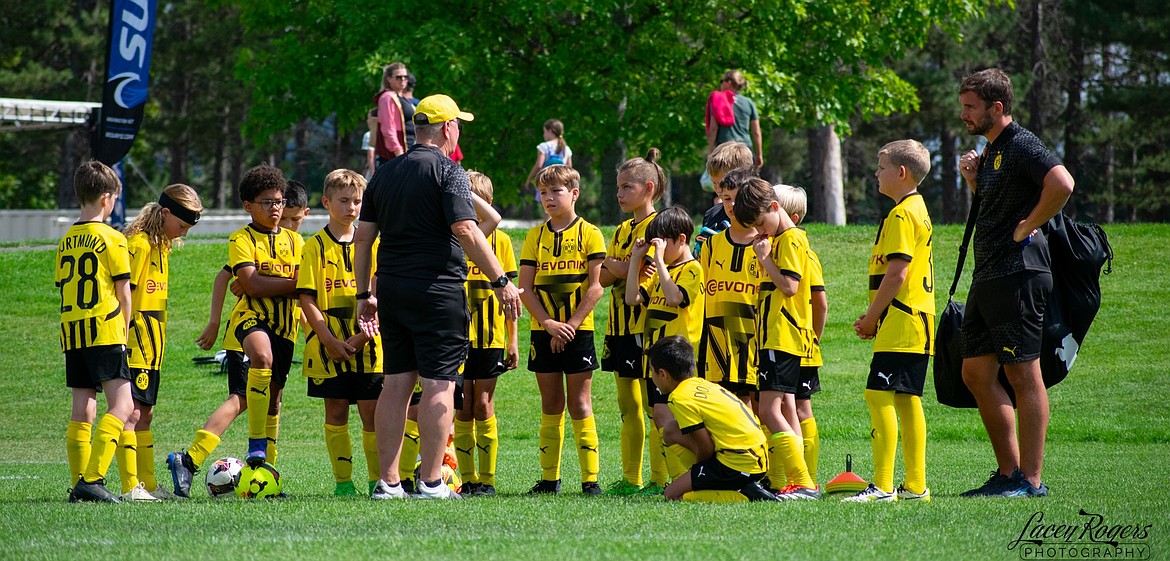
[370,479,409,500]
[121,482,161,502]
[414,479,462,500]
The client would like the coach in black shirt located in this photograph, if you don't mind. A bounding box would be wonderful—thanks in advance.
[956,69,1074,499]
[354,94,521,499]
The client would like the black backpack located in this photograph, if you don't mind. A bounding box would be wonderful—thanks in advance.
[933,197,1113,408]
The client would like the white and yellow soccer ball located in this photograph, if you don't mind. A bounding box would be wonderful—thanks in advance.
[205,457,245,497]
[235,462,282,499]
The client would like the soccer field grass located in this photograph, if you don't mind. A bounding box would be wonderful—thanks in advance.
[0,223,1166,561]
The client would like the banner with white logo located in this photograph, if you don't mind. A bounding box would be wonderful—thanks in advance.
[93,0,156,165]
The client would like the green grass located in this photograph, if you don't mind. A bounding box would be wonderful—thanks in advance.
[0,224,1167,561]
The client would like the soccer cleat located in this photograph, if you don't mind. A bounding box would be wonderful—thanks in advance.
[121,482,161,502]
[400,478,416,495]
[166,451,197,498]
[1001,477,1048,498]
[415,479,462,500]
[635,482,665,496]
[960,469,1016,497]
[334,481,357,497]
[461,482,481,496]
[370,479,409,500]
[603,478,642,496]
[842,483,897,503]
[581,482,603,495]
[528,479,561,495]
[738,481,783,502]
[245,438,268,467]
[896,485,932,502]
[777,484,821,500]
[473,484,496,496]
[149,485,181,500]
[70,479,122,503]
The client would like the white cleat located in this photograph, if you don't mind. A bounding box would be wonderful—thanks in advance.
[121,482,161,502]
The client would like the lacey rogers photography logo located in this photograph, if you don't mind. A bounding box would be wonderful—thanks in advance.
[1008,510,1153,560]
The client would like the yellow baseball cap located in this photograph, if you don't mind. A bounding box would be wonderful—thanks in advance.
[412,94,475,125]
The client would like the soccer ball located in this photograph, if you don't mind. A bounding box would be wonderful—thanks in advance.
[205,457,245,497]
[235,462,282,499]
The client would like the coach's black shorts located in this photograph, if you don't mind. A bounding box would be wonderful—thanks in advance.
[528,330,598,374]
[464,348,506,380]
[795,366,821,400]
[757,349,801,393]
[226,337,294,397]
[129,368,160,406]
[866,352,928,396]
[307,372,383,402]
[717,380,756,398]
[377,276,467,381]
[690,455,764,492]
[65,344,131,389]
[961,271,1051,365]
[601,335,643,378]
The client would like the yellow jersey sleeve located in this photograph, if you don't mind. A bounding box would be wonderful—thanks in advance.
[803,249,825,368]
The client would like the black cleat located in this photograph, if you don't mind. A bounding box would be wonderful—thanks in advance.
[474,484,496,496]
[70,479,122,503]
[528,479,561,495]
[581,482,603,495]
[739,481,783,502]
[461,482,481,496]
[166,451,198,498]
[400,478,415,495]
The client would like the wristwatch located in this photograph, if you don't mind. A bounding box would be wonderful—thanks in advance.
[490,275,510,288]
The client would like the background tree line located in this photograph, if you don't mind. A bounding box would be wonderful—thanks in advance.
[1,0,1165,223]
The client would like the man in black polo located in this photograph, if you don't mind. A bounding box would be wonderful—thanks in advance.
[956,68,1074,498]
[354,94,521,500]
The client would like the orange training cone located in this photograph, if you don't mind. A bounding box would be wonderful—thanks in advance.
[825,454,869,494]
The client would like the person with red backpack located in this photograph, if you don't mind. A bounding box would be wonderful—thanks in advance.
[705,70,763,169]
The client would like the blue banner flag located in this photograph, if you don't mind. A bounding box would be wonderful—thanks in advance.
[93,0,156,165]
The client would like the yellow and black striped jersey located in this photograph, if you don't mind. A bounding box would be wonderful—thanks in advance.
[869,193,935,355]
[667,377,766,475]
[225,223,303,346]
[519,217,606,333]
[803,248,825,368]
[697,229,760,386]
[126,232,168,370]
[56,221,131,351]
[467,230,517,349]
[605,212,656,337]
[639,259,705,378]
[298,227,380,378]
[757,228,815,359]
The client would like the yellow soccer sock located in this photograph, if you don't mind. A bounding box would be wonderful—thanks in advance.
[453,419,478,484]
[800,417,820,483]
[399,419,420,482]
[188,429,221,469]
[648,420,667,486]
[66,421,92,486]
[682,490,748,503]
[245,368,273,440]
[82,414,123,483]
[115,430,139,493]
[135,430,157,492]
[614,375,645,486]
[324,423,353,483]
[361,430,379,484]
[665,443,691,480]
[266,414,280,465]
[476,416,499,486]
[572,416,600,484]
[773,432,814,489]
[895,393,928,494]
[538,412,564,481]
[865,389,898,493]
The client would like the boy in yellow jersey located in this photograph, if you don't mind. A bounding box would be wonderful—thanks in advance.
[698,167,760,401]
[624,206,705,486]
[115,184,203,501]
[845,140,935,503]
[732,180,819,499]
[168,166,304,496]
[59,162,134,503]
[454,171,518,497]
[518,164,606,495]
[298,170,384,497]
[694,142,754,255]
[598,149,665,496]
[649,336,777,502]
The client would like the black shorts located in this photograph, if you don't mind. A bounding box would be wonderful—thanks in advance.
[225,338,294,397]
[307,373,383,402]
[866,352,929,396]
[690,455,764,492]
[796,367,821,400]
[717,380,756,398]
[377,277,467,381]
[528,331,599,374]
[757,349,801,393]
[464,348,506,381]
[601,335,643,378]
[961,271,1051,365]
[646,379,669,406]
[129,368,160,406]
[65,345,130,389]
